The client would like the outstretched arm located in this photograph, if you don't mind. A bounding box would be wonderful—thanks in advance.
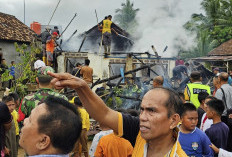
[48,72,119,133]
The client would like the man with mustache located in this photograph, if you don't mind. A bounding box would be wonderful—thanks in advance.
[48,72,187,157]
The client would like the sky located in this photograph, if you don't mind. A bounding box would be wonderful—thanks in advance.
[0,0,203,56]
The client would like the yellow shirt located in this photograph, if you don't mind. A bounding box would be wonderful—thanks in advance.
[102,19,112,34]
[78,108,90,131]
[117,113,187,157]
[11,110,19,135]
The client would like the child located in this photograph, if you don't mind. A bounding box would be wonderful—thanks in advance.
[205,99,229,156]
[2,95,17,157]
[89,123,113,157]
[72,96,90,157]
[197,91,209,128]
[179,103,214,157]
[200,96,215,132]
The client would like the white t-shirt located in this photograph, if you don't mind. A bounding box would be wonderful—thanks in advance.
[89,130,113,157]
[219,148,232,157]
[200,113,213,132]
[34,60,46,69]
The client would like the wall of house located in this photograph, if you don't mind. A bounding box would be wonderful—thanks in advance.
[0,41,21,65]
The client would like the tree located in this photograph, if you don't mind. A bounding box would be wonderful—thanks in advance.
[114,0,139,34]
[177,0,232,59]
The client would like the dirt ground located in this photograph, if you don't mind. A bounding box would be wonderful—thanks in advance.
[18,141,92,157]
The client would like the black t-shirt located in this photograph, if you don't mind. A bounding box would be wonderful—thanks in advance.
[122,113,140,147]
[197,107,205,128]
[0,103,12,150]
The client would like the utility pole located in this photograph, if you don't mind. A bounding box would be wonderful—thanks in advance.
[24,0,25,24]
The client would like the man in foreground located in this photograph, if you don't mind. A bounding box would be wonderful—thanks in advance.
[48,72,187,157]
[19,96,82,156]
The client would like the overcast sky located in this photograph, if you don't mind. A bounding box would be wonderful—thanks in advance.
[0,0,203,56]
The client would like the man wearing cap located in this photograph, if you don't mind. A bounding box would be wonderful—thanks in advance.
[38,27,51,63]
[19,66,68,119]
[184,71,211,108]
[46,32,58,66]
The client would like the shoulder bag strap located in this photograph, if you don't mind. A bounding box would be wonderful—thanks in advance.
[220,88,228,110]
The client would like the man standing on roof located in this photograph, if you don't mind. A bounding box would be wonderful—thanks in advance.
[38,27,51,63]
[46,32,58,66]
[99,15,118,55]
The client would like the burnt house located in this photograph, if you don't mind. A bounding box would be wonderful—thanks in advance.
[75,23,133,52]
[0,12,35,64]
[193,39,232,72]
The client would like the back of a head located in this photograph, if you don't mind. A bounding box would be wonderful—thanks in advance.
[37,66,55,85]
[180,103,197,118]
[153,76,164,86]
[185,63,189,66]
[190,71,201,81]
[206,99,224,116]
[219,72,229,82]
[76,62,81,67]
[152,87,184,118]
[39,96,82,154]
[108,15,112,19]
[198,91,209,104]
[85,59,90,66]
[54,26,58,29]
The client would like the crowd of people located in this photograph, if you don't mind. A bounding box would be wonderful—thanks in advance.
[0,57,232,157]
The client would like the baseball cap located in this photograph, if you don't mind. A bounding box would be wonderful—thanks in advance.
[52,32,58,36]
[34,60,46,70]
[213,67,219,71]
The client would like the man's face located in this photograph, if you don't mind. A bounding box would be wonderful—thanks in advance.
[139,90,173,141]
[206,106,214,119]
[181,111,198,132]
[204,98,211,112]
[6,100,15,113]
[19,103,47,155]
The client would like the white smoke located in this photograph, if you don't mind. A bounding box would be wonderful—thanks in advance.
[0,0,202,54]
[132,0,202,57]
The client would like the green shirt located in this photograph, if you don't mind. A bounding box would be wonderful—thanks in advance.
[21,88,68,117]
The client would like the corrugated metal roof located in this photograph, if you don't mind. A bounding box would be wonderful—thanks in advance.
[0,12,35,43]
[208,39,232,56]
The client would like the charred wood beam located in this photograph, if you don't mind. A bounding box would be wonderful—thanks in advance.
[104,77,123,103]
[92,63,156,88]
[78,33,87,52]
[132,54,159,76]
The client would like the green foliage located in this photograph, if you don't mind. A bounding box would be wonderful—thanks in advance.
[178,0,232,59]
[114,0,139,34]
[12,43,39,97]
[105,84,141,108]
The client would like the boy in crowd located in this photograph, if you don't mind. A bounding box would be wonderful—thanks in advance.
[197,91,209,128]
[89,123,113,157]
[205,99,229,156]
[179,103,213,157]
[200,96,215,132]
[2,95,17,157]
[72,97,90,157]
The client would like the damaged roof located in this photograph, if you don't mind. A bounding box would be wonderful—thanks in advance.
[208,39,232,56]
[0,12,35,43]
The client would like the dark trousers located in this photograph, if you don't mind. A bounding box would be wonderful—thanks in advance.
[222,116,232,151]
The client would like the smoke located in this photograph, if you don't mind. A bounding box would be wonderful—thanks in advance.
[132,0,202,57]
[0,0,202,54]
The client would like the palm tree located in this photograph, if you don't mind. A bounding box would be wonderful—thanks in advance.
[114,0,139,34]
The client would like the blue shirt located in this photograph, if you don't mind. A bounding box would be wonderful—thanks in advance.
[179,128,213,157]
[29,155,68,157]
[228,76,232,85]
